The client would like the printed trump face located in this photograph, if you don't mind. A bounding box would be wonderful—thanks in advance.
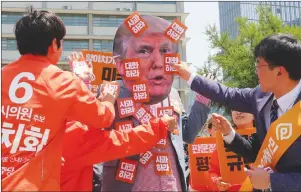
[113,15,177,104]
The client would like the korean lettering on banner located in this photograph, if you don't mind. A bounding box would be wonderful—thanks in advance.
[82,50,122,94]
[115,121,134,133]
[188,137,216,190]
[117,98,135,118]
[154,152,172,175]
[163,53,180,74]
[124,12,148,37]
[116,159,138,184]
[216,128,256,184]
[139,150,154,168]
[123,59,141,80]
[133,105,155,125]
[132,81,150,103]
[164,18,188,43]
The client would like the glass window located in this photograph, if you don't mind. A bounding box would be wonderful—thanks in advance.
[2,12,23,24]
[93,40,113,52]
[63,40,88,51]
[2,38,17,50]
[57,14,88,26]
[57,64,71,71]
[93,15,125,27]
[138,1,176,4]
[159,16,177,22]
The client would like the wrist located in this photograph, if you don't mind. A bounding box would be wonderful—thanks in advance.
[223,129,233,136]
[184,71,191,82]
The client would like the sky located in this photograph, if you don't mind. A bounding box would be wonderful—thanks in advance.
[184,2,220,73]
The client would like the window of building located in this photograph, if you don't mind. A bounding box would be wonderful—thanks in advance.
[137,1,176,4]
[63,40,89,51]
[159,16,177,23]
[2,12,23,24]
[93,40,113,52]
[93,15,125,27]
[2,38,17,50]
[57,64,71,71]
[57,14,88,26]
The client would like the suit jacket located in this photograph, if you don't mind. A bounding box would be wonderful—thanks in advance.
[95,80,210,191]
[190,75,301,192]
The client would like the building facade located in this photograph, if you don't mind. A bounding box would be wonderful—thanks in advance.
[219,1,301,39]
[1,1,191,110]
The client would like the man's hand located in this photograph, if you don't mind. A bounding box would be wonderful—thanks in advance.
[213,177,231,191]
[161,114,179,135]
[211,113,233,136]
[98,92,116,105]
[245,165,271,190]
[98,81,120,105]
[170,61,192,81]
[68,52,93,84]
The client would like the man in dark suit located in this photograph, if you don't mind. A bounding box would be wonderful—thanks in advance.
[171,34,301,191]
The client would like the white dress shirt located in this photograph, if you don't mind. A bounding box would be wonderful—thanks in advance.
[186,73,301,144]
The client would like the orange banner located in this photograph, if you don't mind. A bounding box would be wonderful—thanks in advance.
[240,101,301,191]
[81,50,122,94]
[216,128,256,185]
[188,137,216,191]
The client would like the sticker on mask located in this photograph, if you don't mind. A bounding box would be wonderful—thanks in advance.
[154,153,172,175]
[164,18,187,43]
[116,159,138,184]
[124,12,148,37]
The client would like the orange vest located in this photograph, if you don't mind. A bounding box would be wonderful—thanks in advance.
[1,55,115,191]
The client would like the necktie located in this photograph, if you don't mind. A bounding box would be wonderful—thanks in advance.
[270,99,279,125]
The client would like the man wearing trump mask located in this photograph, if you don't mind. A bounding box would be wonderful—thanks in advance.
[96,15,211,191]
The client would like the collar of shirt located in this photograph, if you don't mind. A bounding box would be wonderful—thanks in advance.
[274,80,301,114]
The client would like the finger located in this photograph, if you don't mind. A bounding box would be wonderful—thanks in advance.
[80,52,84,59]
[87,61,92,68]
[72,52,76,60]
[220,181,231,187]
[76,52,81,60]
[244,167,254,177]
[170,63,181,68]
[249,164,256,170]
[211,113,222,120]
[214,114,230,125]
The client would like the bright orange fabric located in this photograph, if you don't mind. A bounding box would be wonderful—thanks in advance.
[1,55,115,191]
[61,119,167,191]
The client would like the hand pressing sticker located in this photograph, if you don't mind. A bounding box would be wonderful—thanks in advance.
[68,52,93,84]
[163,53,180,74]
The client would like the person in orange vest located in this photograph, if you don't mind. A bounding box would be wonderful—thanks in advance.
[1,8,116,191]
[209,111,254,191]
[60,58,177,191]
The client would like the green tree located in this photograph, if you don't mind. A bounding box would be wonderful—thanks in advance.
[200,5,301,116]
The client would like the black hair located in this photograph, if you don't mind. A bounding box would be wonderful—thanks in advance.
[14,6,66,56]
[254,34,301,80]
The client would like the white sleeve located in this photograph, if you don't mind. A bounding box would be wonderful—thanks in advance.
[223,129,236,144]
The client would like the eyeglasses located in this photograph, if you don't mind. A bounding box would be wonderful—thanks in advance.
[255,64,269,73]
